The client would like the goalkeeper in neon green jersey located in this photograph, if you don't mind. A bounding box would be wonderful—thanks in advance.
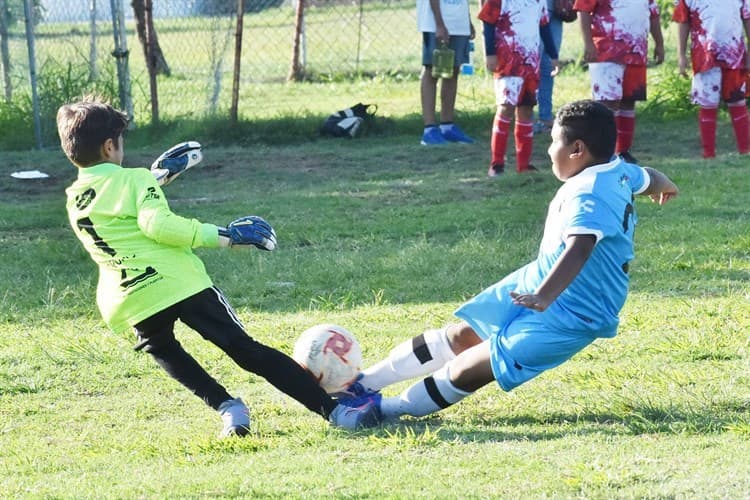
[57,96,379,436]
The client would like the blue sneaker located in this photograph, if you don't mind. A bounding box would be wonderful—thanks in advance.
[421,126,448,146]
[441,124,474,144]
[329,394,382,429]
[336,373,372,398]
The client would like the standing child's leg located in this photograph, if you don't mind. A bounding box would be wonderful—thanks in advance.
[490,108,512,175]
[727,100,750,154]
[514,104,535,172]
[698,106,718,158]
[614,107,636,156]
[420,66,447,145]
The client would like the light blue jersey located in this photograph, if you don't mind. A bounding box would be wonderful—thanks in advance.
[455,158,649,390]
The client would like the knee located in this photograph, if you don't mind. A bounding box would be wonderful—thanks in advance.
[446,323,482,354]
[137,331,179,354]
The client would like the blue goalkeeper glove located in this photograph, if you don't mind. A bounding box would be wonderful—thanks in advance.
[219,216,277,251]
[151,141,203,186]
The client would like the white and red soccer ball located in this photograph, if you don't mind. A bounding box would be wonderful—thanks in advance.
[293,324,362,394]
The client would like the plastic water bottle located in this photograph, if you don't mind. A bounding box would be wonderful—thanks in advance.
[461,41,475,76]
[431,42,455,79]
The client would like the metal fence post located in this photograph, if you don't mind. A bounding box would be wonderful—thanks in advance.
[109,0,134,126]
[0,0,11,102]
[22,0,41,149]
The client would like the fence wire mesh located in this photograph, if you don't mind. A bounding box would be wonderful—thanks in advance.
[0,0,420,145]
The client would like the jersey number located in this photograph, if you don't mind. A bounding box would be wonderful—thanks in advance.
[76,217,116,256]
[621,202,634,233]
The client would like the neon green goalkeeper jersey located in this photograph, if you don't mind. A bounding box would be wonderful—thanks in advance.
[66,163,220,333]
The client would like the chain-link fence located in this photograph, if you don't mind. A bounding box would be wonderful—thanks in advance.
[0,0,418,147]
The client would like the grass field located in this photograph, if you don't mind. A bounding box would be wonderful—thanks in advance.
[1,92,750,497]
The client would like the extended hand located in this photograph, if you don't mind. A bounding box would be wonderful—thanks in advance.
[220,216,277,251]
[151,141,203,186]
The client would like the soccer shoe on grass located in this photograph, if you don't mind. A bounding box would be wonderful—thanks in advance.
[421,126,448,146]
[218,398,250,437]
[488,163,505,177]
[441,124,474,143]
[329,394,382,430]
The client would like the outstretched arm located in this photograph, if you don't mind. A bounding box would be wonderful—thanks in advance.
[642,167,679,205]
[510,234,596,312]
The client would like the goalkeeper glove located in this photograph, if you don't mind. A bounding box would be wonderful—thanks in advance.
[218,216,277,251]
[151,141,203,186]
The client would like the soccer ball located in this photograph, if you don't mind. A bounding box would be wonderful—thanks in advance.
[292,324,363,394]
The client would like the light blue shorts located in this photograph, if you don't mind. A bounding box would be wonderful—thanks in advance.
[454,269,600,391]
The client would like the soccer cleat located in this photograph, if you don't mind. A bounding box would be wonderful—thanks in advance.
[518,164,539,173]
[441,124,475,143]
[618,151,639,164]
[218,398,250,437]
[329,394,382,430]
[336,373,372,399]
[421,126,448,146]
[487,163,505,177]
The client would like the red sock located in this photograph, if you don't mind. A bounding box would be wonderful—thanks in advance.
[728,101,750,154]
[491,112,512,166]
[615,110,635,154]
[699,107,718,158]
[514,120,534,171]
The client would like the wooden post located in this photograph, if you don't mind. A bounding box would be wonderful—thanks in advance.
[144,0,159,124]
[288,0,305,82]
[230,0,245,123]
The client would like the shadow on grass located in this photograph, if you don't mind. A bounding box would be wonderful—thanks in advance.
[372,402,750,443]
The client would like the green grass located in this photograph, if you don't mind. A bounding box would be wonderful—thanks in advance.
[1,96,749,497]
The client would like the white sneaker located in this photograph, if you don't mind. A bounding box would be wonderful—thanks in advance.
[218,398,250,437]
[328,395,381,430]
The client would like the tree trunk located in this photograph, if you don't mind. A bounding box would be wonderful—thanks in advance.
[131,0,170,76]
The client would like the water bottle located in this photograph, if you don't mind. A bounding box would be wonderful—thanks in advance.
[461,41,475,76]
[431,41,455,79]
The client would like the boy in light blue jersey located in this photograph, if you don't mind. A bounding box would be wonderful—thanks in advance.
[342,100,678,422]
[57,96,379,436]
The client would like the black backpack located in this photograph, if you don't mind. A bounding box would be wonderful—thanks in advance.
[320,103,377,138]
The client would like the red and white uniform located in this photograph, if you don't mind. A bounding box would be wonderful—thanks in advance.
[673,0,750,73]
[479,0,550,79]
[574,0,660,65]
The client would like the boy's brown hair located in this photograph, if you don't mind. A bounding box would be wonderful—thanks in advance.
[56,95,129,167]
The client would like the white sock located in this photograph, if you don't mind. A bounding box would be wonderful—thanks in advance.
[358,328,456,392]
[380,366,472,419]
[439,123,454,132]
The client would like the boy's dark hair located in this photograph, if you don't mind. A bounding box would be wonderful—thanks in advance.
[56,95,129,167]
[555,100,616,162]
